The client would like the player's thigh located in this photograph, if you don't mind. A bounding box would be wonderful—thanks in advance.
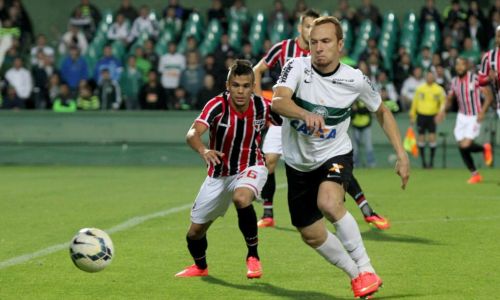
[191,177,233,224]
[231,165,268,205]
[285,164,323,228]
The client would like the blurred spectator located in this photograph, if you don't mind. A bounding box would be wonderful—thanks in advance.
[419,0,442,30]
[172,87,190,110]
[290,0,308,25]
[393,51,412,93]
[0,19,20,69]
[184,35,198,54]
[444,19,467,50]
[143,38,159,69]
[5,56,32,107]
[32,52,56,109]
[30,34,54,66]
[164,0,186,21]
[489,0,500,24]
[367,52,382,83]
[467,0,486,27]
[71,0,101,36]
[134,47,152,81]
[229,0,250,27]
[180,51,205,105]
[350,100,376,168]
[213,33,235,69]
[128,5,159,43]
[195,74,218,110]
[441,35,456,63]
[60,46,88,93]
[460,37,481,66]
[466,14,489,50]
[444,0,466,28]
[444,47,459,76]
[375,70,398,103]
[70,6,94,41]
[417,46,432,71]
[491,11,500,35]
[97,68,121,110]
[107,13,130,44]
[48,73,61,106]
[139,70,167,110]
[356,0,381,26]
[8,0,33,48]
[203,54,225,91]
[158,41,185,108]
[238,40,257,65]
[77,81,99,110]
[359,38,383,63]
[333,0,357,28]
[59,25,88,56]
[401,66,425,111]
[208,0,227,29]
[162,6,183,37]
[432,65,451,89]
[2,85,23,109]
[94,44,122,83]
[53,83,77,112]
[0,35,20,75]
[269,0,289,29]
[119,55,142,110]
[116,0,139,23]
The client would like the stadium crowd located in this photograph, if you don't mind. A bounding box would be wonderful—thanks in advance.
[0,0,498,112]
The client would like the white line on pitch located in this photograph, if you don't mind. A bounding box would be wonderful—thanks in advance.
[0,204,192,270]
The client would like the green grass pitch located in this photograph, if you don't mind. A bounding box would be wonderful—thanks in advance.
[0,165,499,299]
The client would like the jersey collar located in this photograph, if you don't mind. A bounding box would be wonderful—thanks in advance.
[312,62,341,77]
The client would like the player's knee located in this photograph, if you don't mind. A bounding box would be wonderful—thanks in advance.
[187,228,205,240]
[299,231,324,248]
[232,189,253,208]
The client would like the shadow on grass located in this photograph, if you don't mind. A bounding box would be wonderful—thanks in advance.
[361,228,443,245]
[202,276,349,300]
[272,226,297,233]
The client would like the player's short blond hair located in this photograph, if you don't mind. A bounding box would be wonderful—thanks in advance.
[311,16,343,42]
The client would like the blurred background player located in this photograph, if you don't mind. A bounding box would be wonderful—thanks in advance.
[175,60,281,279]
[478,25,500,122]
[253,9,390,230]
[438,57,492,183]
[409,71,446,169]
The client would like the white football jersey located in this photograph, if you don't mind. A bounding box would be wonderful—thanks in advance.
[273,56,382,172]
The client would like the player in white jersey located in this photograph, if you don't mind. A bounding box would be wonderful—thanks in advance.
[272,16,409,299]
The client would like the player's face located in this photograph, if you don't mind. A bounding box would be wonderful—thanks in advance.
[455,58,467,76]
[299,17,315,44]
[310,23,344,70]
[227,74,254,110]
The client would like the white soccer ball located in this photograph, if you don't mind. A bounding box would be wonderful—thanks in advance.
[69,228,114,272]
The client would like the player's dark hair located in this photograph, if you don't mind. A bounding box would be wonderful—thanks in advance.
[227,59,254,83]
[300,9,320,23]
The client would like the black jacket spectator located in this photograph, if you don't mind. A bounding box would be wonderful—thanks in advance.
[116,0,139,23]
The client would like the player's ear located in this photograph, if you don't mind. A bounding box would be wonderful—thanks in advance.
[338,38,344,53]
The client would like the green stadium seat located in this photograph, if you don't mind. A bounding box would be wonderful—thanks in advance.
[351,20,375,61]
[111,40,126,61]
[159,18,182,38]
[155,28,175,56]
[249,11,267,56]
[269,16,288,44]
[399,11,419,59]
[199,19,223,57]
[341,19,353,55]
[228,19,243,51]
[420,21,440,53]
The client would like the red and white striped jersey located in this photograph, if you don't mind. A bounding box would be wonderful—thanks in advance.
[478,47,500,109]
[195,92,282,178]
[448,72,483,116]
[263,38,309,70]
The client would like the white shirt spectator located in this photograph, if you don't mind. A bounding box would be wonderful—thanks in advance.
[401,76,424,109]
[158,52,186,89]
[108,14,130,42]
[6,66,33,99]
[30,45,55,65]
[128,16,159,42]
[59,28,88,55]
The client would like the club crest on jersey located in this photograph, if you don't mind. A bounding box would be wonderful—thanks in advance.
[312,105,329,119]
[253,119,266,131]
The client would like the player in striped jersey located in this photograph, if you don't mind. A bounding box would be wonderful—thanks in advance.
[175,60,281,279]
[438,57,493,183]
[478,25,500,119]
[254,9,390,230]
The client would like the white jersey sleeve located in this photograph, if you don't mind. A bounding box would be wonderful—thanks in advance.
[273,58,303,92]
[357,72,382,112]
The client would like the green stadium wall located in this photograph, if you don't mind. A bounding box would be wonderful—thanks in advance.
[0,111,498,167]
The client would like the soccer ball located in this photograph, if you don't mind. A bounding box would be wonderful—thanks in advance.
[69,228,114,272]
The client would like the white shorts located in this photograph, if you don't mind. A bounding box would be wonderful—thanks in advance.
[190,165,268,224]
[262,125,282,155]
[454,113,481,141]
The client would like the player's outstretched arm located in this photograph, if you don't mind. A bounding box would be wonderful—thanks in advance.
[272,86,325,133]
[374,104,410,189]
[186,122,224,165]
[253,59,269,96]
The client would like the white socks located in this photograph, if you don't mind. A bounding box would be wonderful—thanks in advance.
[334,211,375,274]
[315,231,359,279]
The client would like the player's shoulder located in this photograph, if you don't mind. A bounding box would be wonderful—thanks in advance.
[337,63,370,87]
